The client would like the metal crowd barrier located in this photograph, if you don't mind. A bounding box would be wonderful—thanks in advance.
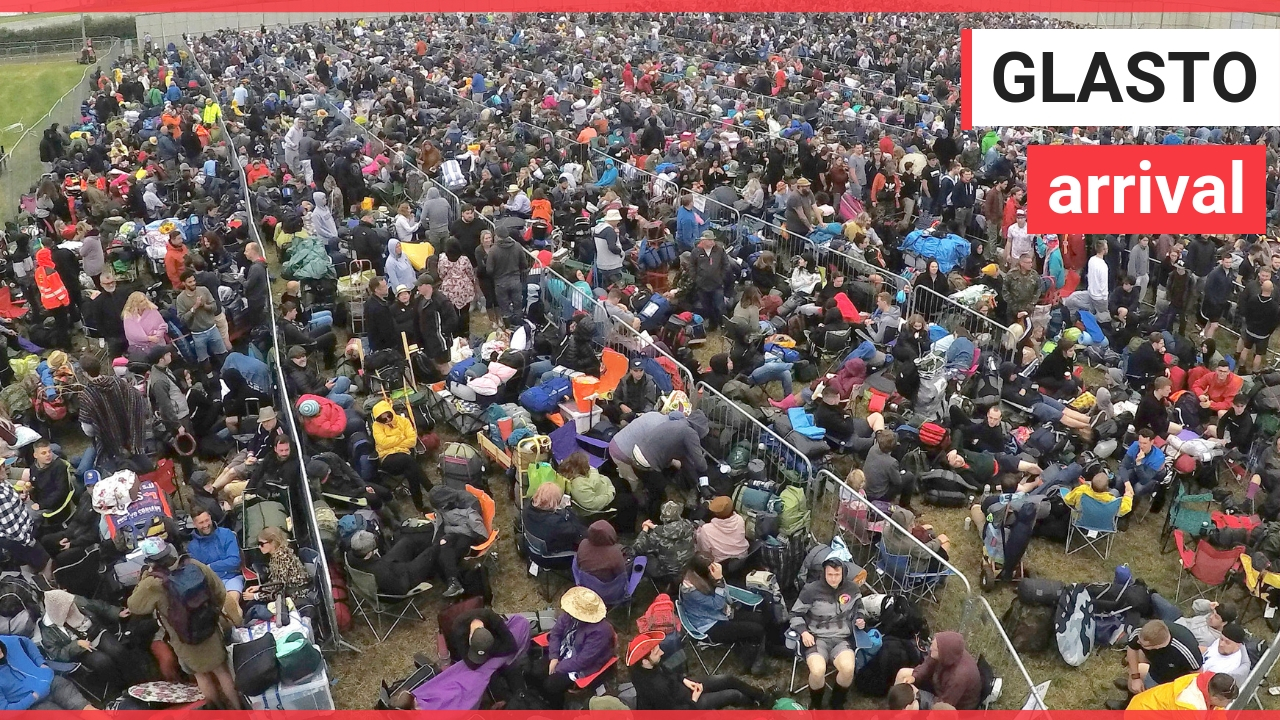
[186,37,344,651]
[904,284,1018,365]
[697,381,816,498]
[817,469,1045,711]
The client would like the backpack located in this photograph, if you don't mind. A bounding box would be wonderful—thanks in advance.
[1018,578,1065,606]
[519,375,573,414]
[157,558,220,646]
[878,594,929,640]
[439,442,486,487]
[920,468,980,495]
[635,593,681,635]
[1002,598,1057,653]
[732,484,782,541]
[918,422,949,449]
[447,357,480,386]
[1024,424,1068,459]
[778,486,810,537]
[1054,584,1095,667]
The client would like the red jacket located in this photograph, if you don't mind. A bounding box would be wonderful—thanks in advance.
[1191,370,1244,412]
[298,394,347,439]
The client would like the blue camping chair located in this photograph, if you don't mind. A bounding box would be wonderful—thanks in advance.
[1065,493,1123,559]
[674,586,764,675]
[874,540,952,604]
[572,554,647,614]
[524,531,577,601]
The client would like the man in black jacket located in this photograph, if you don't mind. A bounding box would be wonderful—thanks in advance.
[364,276,400,353]
[610,359,659,422]
[345,529,438,596]
[284,345,353,408]
[449,204,486,260]
[243,242,269,329]
[349,213,387,268]
[413,274,456,381]
[692,231,728,331]
[627,632,769,710]
[82,270,129,356]
[1126,332,1168,393]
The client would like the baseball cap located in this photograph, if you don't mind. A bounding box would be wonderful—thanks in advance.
[1221,623,1247,644]
[630,358,644,370]
[467,627,494,665]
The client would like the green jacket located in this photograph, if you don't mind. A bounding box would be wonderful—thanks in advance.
[39,597,122,663]
[282,234,335,281]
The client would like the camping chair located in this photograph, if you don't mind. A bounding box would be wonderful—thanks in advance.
[817,327,854,368]
[47,660,109,705]
[1236,552,1280,625]
[1065,494,1122,559]
[375,655,438,709]
[674,586,763,675]
[571,554,647,615]
[782,626,873,695]
[1173,529,1244,604]
[873,539,953,604]
[426,485,499,570]
[524,531,576,601]
[531,630,618,697]
[1159,482,1215,553]
[344,557,432,642]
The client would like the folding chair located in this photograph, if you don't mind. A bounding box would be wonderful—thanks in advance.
[531,631,618,696]
[782,627,874,695]
[1236,552,1280,625]
[344,558,432,642]
[572,554,647,615]
[524,531,576,600]
[1159,482,1215,553]
[1065,494,1122,559]
[873,540,952,604]
[1173,529,1243,604]
[674,586,763,675]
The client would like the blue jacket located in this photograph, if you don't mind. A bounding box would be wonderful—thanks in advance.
[675,206,701,249]
[678,585,729,635]
[0,636,53,710]
[1124,441,1166,471]
[222,352,273,397]
[186,527,242,580]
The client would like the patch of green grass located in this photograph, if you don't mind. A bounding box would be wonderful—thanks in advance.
[0,13,73,25]
[0,58,86,147]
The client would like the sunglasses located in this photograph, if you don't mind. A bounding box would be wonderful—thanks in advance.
[258,540,271,548]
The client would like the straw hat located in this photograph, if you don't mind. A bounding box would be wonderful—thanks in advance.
[561,586,606,623]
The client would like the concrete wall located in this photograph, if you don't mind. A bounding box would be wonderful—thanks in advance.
[1039,11,1280,29]
[134,12,397,45]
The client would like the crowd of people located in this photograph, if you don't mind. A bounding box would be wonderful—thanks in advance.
[0,9,1276,711]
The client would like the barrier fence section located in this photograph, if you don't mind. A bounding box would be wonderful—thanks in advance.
[697,381,816,499]
[1229,628,1280,710]
[817,469,1045,711]
[0,37,121,221]
[188,39,342,652]
[904,284,1017,367]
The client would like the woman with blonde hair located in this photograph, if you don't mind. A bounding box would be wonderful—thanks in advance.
[243,526,309,603]
[521,481,586,556]
[121,291,168,353]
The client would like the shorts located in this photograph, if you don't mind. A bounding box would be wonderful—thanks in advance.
[222,574,246,593]
[0,537,50,570]
[1199,305,1224,324]
[995,454,1022,474]
[804,636,853,662]
[1031,401,1064,423]
[1244,333,1272,351]
[189,326,227,362]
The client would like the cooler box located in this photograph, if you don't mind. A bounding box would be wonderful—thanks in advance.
[558,400,601,433]
[248,667,334,710]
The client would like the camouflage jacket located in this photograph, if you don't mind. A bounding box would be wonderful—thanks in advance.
[630,519,696,579]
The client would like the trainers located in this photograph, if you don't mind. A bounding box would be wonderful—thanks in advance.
[443,580,465,598]
[1105,699,1129,710]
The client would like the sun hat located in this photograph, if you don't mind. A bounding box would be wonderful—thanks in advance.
[626,631,665,666]
[258,406,278,424]
[561,586,606,623]
[604,208,623,222]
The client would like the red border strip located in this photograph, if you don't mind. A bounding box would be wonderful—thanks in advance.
[960,27,972,131]
[20,1,1280,12]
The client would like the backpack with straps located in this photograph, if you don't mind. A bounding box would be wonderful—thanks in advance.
[636,593,681,635]
[156,558,220,646]
[778,485,811,537]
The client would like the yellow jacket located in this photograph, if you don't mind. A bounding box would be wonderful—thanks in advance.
[1127,673,1212,711]
[371,400,416,458]
[1064,483,1133,517]
[201,102,222,126]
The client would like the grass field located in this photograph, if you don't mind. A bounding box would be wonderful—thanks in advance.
[320,322,1278,710]
[0,59,87,149]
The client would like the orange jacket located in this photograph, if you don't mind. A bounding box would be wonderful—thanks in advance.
[164,243,188,290]
[1192,370,1244,412]
[531,198,553,226]
[33,248,69,310]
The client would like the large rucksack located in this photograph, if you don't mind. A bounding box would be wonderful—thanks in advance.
[920,468,980,495]
[1024,424,1068,460]
[636,593,681,635]
[855,634,923,697]
[518,375,573,414]
[157,558,220,646]
[732,484,781,541]
[878,594,929,641]
[778,486,811,537]
[439,442,486,488]
[1054,584,1095,667]
[1002,597,1057,653]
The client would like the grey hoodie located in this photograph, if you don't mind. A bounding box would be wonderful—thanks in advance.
[486,234,528,281]
[421,187,453,232]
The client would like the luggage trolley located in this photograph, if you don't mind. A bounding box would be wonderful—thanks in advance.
[339,260,373,337]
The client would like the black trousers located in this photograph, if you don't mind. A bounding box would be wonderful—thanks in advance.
[527,656,575,710]
[692,674,766,709]
[378,532,439,595]
[381,452,429,509]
